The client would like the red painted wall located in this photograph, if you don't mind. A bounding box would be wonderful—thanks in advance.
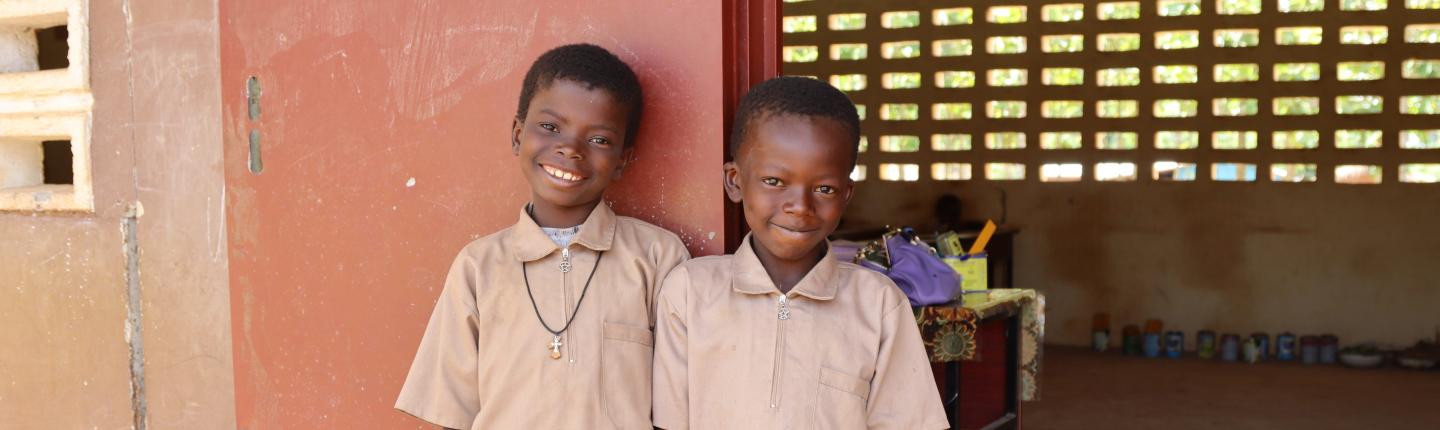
[220,2,731,427]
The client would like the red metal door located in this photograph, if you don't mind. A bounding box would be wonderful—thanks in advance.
[220,1,771,427]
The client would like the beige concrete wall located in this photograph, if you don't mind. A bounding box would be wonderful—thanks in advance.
[0,219,136,428]
[845,181,1440,348]
[2,1,134,426]
[1,0,234,428]
[104,0,238,427]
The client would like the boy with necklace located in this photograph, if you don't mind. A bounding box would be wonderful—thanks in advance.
[397,44,689,430]
[652,77,947,429]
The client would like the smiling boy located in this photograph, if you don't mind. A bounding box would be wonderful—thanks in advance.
[652,77,947,429]
[396,44,689,430]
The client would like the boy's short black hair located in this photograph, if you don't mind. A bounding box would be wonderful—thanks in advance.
[516,43,644,148]
[729,76,861,167]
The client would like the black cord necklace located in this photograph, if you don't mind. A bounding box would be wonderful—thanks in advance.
[523,250,603,360]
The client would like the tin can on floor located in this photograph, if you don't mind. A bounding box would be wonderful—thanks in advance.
[1243,338,1261,363]
[1300,336,1320,364]
[1276,332,1297,361]
[1164,331,1184,358]
[1251,333,1270,361]
[1142,333,1163,358]
[1319,335,1339,364]
[1093,312,1111,332]
[1144,319,1164,334]
[1122,324,1141,356]
[1197,330,1217,359]
[1220,334,1240,362]
[1092,330,1110,352]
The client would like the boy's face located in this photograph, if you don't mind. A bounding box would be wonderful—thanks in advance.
[512,79,631,217]
[725,114,855,264]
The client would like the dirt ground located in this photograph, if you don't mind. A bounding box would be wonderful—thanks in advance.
[1023,346,1440,430]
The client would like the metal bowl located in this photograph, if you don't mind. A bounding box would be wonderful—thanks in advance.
[1339,353,1383,368]
[1397,357,1437,370]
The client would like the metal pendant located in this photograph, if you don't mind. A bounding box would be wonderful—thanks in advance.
[549,334,563,359]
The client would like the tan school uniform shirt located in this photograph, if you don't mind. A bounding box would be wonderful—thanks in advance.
[653,235,948,430]
[396,203,689,430]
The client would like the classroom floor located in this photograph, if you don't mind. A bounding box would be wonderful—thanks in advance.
[1023,346,1440,430]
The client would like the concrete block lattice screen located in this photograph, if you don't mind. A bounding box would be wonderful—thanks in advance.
[0,0,92,212]
[781,0,1440,186]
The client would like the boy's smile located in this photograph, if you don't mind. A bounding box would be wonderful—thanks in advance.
[725,114,855,290]
[513,79,631,227]
[541,164,586,183]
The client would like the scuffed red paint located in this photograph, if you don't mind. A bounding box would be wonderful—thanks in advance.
[221,1,728,428]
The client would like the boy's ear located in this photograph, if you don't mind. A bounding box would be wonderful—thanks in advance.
[615,147,635,179]
[841,178,856,207]
[510,117,523,155]
[722,161,743,203]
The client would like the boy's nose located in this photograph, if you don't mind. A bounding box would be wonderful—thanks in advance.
[553,137,584,159]
[781,189,815,216]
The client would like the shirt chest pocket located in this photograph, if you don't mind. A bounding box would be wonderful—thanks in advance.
[600,321,654,430]
[813,367,871,430]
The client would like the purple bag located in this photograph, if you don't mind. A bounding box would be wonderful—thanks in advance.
[860,234,960,306]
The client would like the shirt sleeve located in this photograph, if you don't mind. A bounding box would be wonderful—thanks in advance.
[651,266,692,430]
[648,232,692,328]
[867,296,950,430]
[394,251,482,429]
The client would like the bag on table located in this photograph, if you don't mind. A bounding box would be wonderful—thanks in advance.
[857,230,960,306]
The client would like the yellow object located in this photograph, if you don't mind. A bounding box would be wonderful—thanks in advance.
[937,232,966,257]
[968,220,997,255]
[945,255,989,292]
[945,219,997,305]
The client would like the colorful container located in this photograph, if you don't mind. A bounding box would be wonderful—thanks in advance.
[1197,330,1217,359]
[1122,325,1142,356]
[1300,336,1320,364]
[1092,330,1110,352]
[1164,331,1184,358]
[1122,324,1141,337]
[1318,335,1339,364]
[1144,319,1164,334]
[1220,334,1240,362]
[1243,338,1261,363]
[1250,332,1270,361]
[1276,332,1297,361]
[1142,333,1163,358]
[1093,312,1111,332]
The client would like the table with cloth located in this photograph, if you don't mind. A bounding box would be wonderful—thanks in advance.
[914,289,1045,430]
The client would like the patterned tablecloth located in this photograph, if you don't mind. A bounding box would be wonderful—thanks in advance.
[914,289,1045,401]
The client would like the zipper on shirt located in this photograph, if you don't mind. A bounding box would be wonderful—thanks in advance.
[770,294,789,408]
[560,246,573,362]
[559,247,572,273]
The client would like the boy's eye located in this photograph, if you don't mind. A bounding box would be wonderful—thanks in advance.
[761,177,782,186]
[588,136,611,146]
[815,185,836,195]
[539,122,558,133]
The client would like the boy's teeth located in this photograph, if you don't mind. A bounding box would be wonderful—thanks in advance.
[545,166,581,182]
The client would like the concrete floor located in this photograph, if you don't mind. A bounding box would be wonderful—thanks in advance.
[1024,346,1440,430]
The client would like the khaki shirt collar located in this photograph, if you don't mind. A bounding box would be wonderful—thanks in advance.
[507,202,618,262]
[731,234,838,301]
